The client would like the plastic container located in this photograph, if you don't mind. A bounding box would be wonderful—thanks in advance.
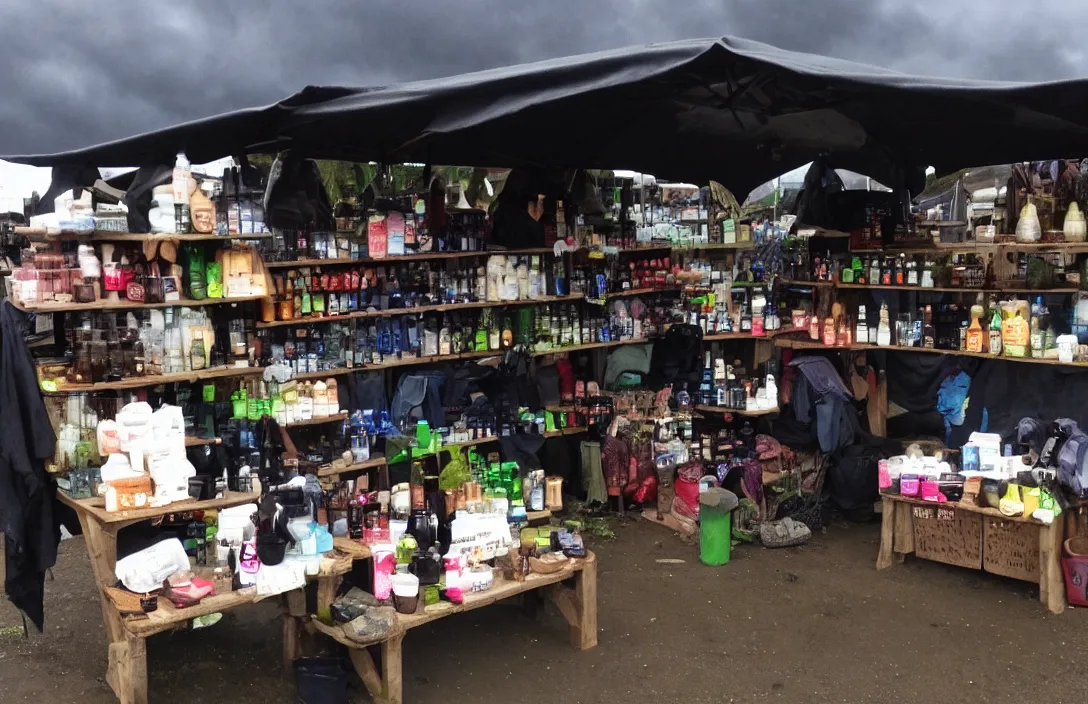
[294,657,348,704]
[390,573,420,614]
[1062,538,1088,608]
[699,487,737,566]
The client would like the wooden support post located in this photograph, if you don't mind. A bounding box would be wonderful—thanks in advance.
[314,575,340,623]
[869,368,888,437]
[282,613,301,672]
[1040,520,1067,615]
[893,500,914,563]
[877,496,895,570]
[570,553,598,650]
[106,633,148,704]
[381,633,404,704]
[349,647,385,700]
[78,513,125,643]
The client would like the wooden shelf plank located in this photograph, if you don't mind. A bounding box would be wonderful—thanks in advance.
[780,279,1079,294]
[543,426,588,438]
[604,287,681,299]
[884,494,1047,525]
[255,294,583,330]
[43,364,263,395]
[184,436,221,447]
[15,226,272,242]
[774,336,1088,368]
[122,587,260,637]
[317,456,388,478]
[263,248,555,269]
[694,404,779,418]
[18,294,265,314]
[284,412,349,429]
[316,437,503,477]
[58,490,259,525]
[395,556,588,631]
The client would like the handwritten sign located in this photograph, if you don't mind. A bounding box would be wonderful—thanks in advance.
[912,506,935,520]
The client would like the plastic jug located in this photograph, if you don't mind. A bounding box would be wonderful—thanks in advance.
[699,487,738,566]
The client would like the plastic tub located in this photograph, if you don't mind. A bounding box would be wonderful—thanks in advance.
[294,657,348,704]
[390,573,420,614]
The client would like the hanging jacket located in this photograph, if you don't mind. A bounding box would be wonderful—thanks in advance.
[0,302,60,631]
[789,356,855,454]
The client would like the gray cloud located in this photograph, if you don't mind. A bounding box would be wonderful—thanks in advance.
[1,0,1085,155]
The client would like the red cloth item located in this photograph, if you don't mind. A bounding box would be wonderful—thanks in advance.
[601,434,629,497]
[556,358,575,402]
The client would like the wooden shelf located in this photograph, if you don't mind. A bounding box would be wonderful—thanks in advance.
[263,248,555,269]
[779,279,1079,295]
[395,556,588,630]
[184,436,221,447]
[317,456,388,478]
[316,437,503,477]
[605,287,681,299]
[256,294,583,329]
[43,364,263,395]
[121,586,260,637]
[684,241,755,250]
[531,337,654,357]
[543,426,588,438]
[774,336,1088,368]
[18,294,265,314]
[284,411,349,429]
[58,489,258,525]
[695,404,779,418]
[884,494,1047,525]
[779,279,836,288]
[796,226,851,238]
[16,227,272,242]
[703,332,760,341]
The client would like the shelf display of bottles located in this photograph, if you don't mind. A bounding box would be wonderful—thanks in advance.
[786,246,1083,294]
[691,350,779,413]
[44,308,256,386]
[779,292,1088,364]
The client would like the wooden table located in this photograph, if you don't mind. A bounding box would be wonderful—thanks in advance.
[876,495,1066,614]
[57,491,362,703]
[298,551,599,703]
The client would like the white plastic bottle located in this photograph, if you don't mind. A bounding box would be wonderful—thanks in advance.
[172,151,192,233]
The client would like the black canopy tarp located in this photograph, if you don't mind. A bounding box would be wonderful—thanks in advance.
[11,36,1088,198]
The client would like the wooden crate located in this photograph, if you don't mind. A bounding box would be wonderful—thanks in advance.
[982,518,1041,583]
[911,504,983,569]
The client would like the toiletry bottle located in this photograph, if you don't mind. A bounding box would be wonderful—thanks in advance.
[876,302,892,346]
[966,304,984,353]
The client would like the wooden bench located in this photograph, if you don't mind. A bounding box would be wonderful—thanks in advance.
[58,491,364,704]
[877,495,1066,614]
[295,551,599,703]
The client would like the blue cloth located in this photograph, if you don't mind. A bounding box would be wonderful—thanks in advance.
[937,371,971,445]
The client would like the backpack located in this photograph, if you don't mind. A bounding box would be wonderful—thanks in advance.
[1056,418,1088,497]
[649,324,703,388]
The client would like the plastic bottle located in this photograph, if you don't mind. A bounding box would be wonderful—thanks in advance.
[1030,298,1045,357]
[876,302,892,346]
[172,152,192,234]
[966,304,984,353]
[988,301,1003,355]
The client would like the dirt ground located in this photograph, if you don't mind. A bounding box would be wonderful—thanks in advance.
[1,516,1087,704]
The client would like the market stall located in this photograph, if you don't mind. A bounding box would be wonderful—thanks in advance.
[12,35,1088,703]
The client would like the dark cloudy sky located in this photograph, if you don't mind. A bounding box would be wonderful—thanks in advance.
[0,0,1083,156]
